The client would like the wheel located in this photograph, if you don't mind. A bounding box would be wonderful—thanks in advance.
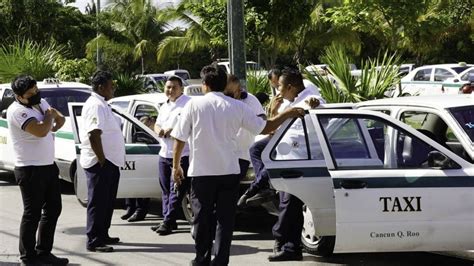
[301,205,335,257]
[181,191,194,224]
[73,171,87,208]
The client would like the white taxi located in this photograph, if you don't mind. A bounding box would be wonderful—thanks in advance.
[398,63,473,96]
[263,99,474,255]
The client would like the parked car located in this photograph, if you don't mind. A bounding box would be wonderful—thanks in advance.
[164,69,191,80]
[0,79,91,182]
[217,61,261,74]
[397,63,473,96]
[263,98,473,255]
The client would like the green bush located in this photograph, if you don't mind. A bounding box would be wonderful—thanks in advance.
[53,57,95,83]
[0,39,66,83]
[114,74,146,97]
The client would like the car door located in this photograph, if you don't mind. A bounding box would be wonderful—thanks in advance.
[403,68,432,96]
[314,110,474,253]
[68,103,162,204]
[433,68,455,94]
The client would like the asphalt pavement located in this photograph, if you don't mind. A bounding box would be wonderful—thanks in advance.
[0,171,472,266]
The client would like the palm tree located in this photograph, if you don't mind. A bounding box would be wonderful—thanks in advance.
[107,0,165,73]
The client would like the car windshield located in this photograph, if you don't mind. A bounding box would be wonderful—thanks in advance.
[42,88,91,116]
[449,106,474,142]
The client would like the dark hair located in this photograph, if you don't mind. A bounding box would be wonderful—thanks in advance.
[167,75,183,87]
[91,70,113,92]
[227,74,240,84]
[200,64,227,92]
[11,75,37,96]
[267,68,281,80]
[255,91,270,105]
[280,67,304,89]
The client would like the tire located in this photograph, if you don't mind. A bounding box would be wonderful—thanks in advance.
[181,191,194,225]
[301,205,335,257]
[73,171,87,208]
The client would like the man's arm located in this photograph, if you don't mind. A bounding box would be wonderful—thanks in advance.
[24,109,54,137]
[51,108,65,132]
[88,129,106,167]
[260,107,305,134]
[172,138,185,184]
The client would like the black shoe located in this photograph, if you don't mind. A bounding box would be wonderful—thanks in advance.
[237,189,257,208]
[128,212,146,222]
[246,188,276,206]
[87,245,114,252]
[156,222,174,235]
[37,253,69,265]
[104,236,120,244]
[20,257,40,266]
[268,250,302,262]
[151,222,177,232]
[121,209,135,220]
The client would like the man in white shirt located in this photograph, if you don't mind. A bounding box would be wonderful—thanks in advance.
[224,74,266,180]
[80,71,125,253]
[7,75,68,265]
[152,76,191,235]
[171,64,304,266]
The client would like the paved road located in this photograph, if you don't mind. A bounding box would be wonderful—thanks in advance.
[0,171,472,265]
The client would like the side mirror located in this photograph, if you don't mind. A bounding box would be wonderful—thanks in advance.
[1,109,6,119]
[427,151,460,169]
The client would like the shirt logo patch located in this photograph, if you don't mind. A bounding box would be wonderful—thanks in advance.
[21,113,27,118]
[91,117,97,124]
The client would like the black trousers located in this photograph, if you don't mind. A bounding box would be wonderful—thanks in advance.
[191,174,240,266]
[272,192,304,253]
[14,164,62,261]
[84,160,120,248]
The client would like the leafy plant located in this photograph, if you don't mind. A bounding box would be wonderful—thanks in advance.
[0,39,66,83]
[246,70,270,96]
[114,73,146,97]
[53,57,95,83]
[304,45,401,103]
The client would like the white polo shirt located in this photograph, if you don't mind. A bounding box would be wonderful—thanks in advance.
[7,99,55,166]
[171,92,266,177]
[236,93,265,161]
[303,79,326,104]
[155,94,191,158]
[80,92,125,169]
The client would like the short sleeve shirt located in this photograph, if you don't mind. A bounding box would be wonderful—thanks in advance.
[7,99,55,166]
[171,92,266,177]
[155,94,191,158]
[236,93,265,161]
[80,93,125,168]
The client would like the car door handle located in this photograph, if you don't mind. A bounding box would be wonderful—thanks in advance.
[340,179,367,189]
[280,170,303,179]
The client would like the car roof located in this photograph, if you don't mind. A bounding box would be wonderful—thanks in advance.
[356,95,473,109]
[0,80,91,90]
[110,93,168,105]
[412,63,473,69]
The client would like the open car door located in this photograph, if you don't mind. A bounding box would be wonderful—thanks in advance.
[68,103,162,205]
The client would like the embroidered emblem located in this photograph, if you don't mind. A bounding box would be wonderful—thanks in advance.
[21,113,27,118]
[92,117,97,124]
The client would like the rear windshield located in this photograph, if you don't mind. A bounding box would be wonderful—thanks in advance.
[42,89,91,116]
[451,67,471,74]
[449,106,474,142]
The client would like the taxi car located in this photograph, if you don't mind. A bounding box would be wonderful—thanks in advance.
[263,97,474,255]
[0,79,91,182]
[398,63,473,96]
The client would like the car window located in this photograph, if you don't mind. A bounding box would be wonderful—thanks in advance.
[0,88,15,112]
[42,89,90,116]
[451,67,471,74]
[318,114,460,170]
[271,118,318,161]
[449,106,474,143]
[133,104,158,120]
[434,68,454,82]
[109,101,130,112]
[460,69,474,81]
[413,68,431,81]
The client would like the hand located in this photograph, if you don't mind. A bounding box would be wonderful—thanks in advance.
[158,129,165,138]
[305,97,320,109]
[269,95,284,117]
[172,166,184,185]
[163,128,173,138]
[44,108,54,118]
[285,107,305,119]
[99,158,106,168]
